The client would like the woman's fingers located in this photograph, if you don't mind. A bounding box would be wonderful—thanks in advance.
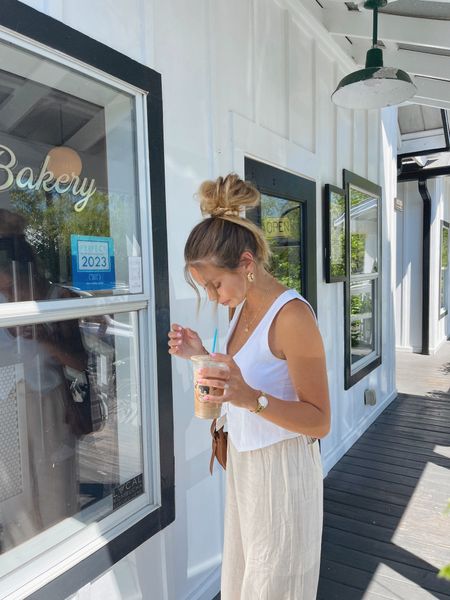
[168,325,184,352]
[201,394,228,404]
[168,324,204,360]
[209,353,235,368]
[169,324,198,339]
[168,330,182,340]
[168,326,197,345]
[197,378,229,389]
[197,366,229,379]
[185,327,199,339]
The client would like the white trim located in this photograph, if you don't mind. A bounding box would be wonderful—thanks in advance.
[413,78,450,111]
[231,112,317,181]
[324,9,450,53]
[0,25,149,96]
[402,128,445,141]
[284,0,356,71]
[0,298,148,328]
[184,565,221,600]
[4,498,156,600]
[400,133,447,155]
[429,336,448,355]
[395,345,422,353]
[134,92,163,507]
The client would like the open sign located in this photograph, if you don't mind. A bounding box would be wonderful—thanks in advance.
[262,217,292,239]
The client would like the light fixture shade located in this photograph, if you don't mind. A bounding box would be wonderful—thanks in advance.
[332,67,417,110]
[46,146,82,179]
[332,48,417,110]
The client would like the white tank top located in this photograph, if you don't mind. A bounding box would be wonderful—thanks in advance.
[224,289,316,452]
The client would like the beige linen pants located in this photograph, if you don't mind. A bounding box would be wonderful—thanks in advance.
[221,436,323,600]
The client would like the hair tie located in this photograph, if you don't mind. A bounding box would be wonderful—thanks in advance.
[210,207,240,218]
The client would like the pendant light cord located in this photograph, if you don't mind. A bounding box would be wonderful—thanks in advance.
[372,6,378,48]
[59,103,64,145]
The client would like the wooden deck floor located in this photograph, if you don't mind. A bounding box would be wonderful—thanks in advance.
[317,392,450,600]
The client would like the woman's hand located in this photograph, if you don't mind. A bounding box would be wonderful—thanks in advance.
[196,353,258,410]
[168,323,207,359]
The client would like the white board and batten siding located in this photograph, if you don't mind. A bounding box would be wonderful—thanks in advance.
[396,177,450,353]
[18,1,398,599]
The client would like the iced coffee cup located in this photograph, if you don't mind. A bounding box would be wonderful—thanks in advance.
[191,355,229,419]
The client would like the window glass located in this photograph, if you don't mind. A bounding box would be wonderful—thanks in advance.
[329,188,346,279]
[0,310,145,573]
[260,194,302,292]
[350,186,379,275]
[0,40,142,301]
[440,222,449,315]
[350,279,375,365]
[343,171,382,387]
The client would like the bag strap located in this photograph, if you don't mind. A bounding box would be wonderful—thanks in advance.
[210,418,217,475]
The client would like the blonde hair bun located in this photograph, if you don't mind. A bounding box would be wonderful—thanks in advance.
[198,173,260,217]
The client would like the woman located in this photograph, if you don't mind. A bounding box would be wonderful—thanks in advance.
[168,174,330,600]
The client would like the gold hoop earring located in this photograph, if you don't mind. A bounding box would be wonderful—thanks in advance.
[247,272,255,282]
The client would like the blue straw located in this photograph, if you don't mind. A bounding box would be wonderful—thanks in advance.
[211,327,218,353]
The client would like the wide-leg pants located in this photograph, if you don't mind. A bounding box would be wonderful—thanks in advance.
[221,435,323,600]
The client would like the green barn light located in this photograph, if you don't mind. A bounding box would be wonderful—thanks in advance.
[332,0,417,109]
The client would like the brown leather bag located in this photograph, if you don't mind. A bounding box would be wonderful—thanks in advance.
[210,418,228,474]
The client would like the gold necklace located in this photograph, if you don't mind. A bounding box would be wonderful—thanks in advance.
[230,288,271,353]
[242,286,270,333]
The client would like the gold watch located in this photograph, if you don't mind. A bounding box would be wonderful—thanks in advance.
[251,392,269,414]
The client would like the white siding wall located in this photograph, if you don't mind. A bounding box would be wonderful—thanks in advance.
[19,1,398,599]
[429,178,450,349]
[396,177,450,353]
[395,181,423,352]
[445,179,450,341]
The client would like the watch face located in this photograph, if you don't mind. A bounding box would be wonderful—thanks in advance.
[258,394,269,408]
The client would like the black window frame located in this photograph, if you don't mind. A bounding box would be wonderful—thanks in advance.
[0,2,174,598]
[343,169,382,390]
[244,157,317,314]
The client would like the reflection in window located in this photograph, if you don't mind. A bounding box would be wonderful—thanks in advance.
[343,171,381,387]
[350,280,374,364]
[0,38,142,301]
[0,310,143,562]
[350,187,378,275]
[260,194,303,292]
[349,184,380,374]
[330,189,346,279]
[440,221,449,316]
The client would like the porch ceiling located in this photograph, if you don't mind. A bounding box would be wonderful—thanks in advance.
[314,0,450,111]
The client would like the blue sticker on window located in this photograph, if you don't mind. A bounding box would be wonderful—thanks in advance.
[71,235,115,291]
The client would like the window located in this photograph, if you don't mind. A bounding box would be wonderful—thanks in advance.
[0,4,173,599]
[260,194,303,292]
[245,158,317,313]
[324,184,347,283]
[343,170,382,389]
[440,220,449,318]
[0,55,141,301]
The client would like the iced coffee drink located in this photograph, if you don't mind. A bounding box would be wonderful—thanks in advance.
[191,355,229,419]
